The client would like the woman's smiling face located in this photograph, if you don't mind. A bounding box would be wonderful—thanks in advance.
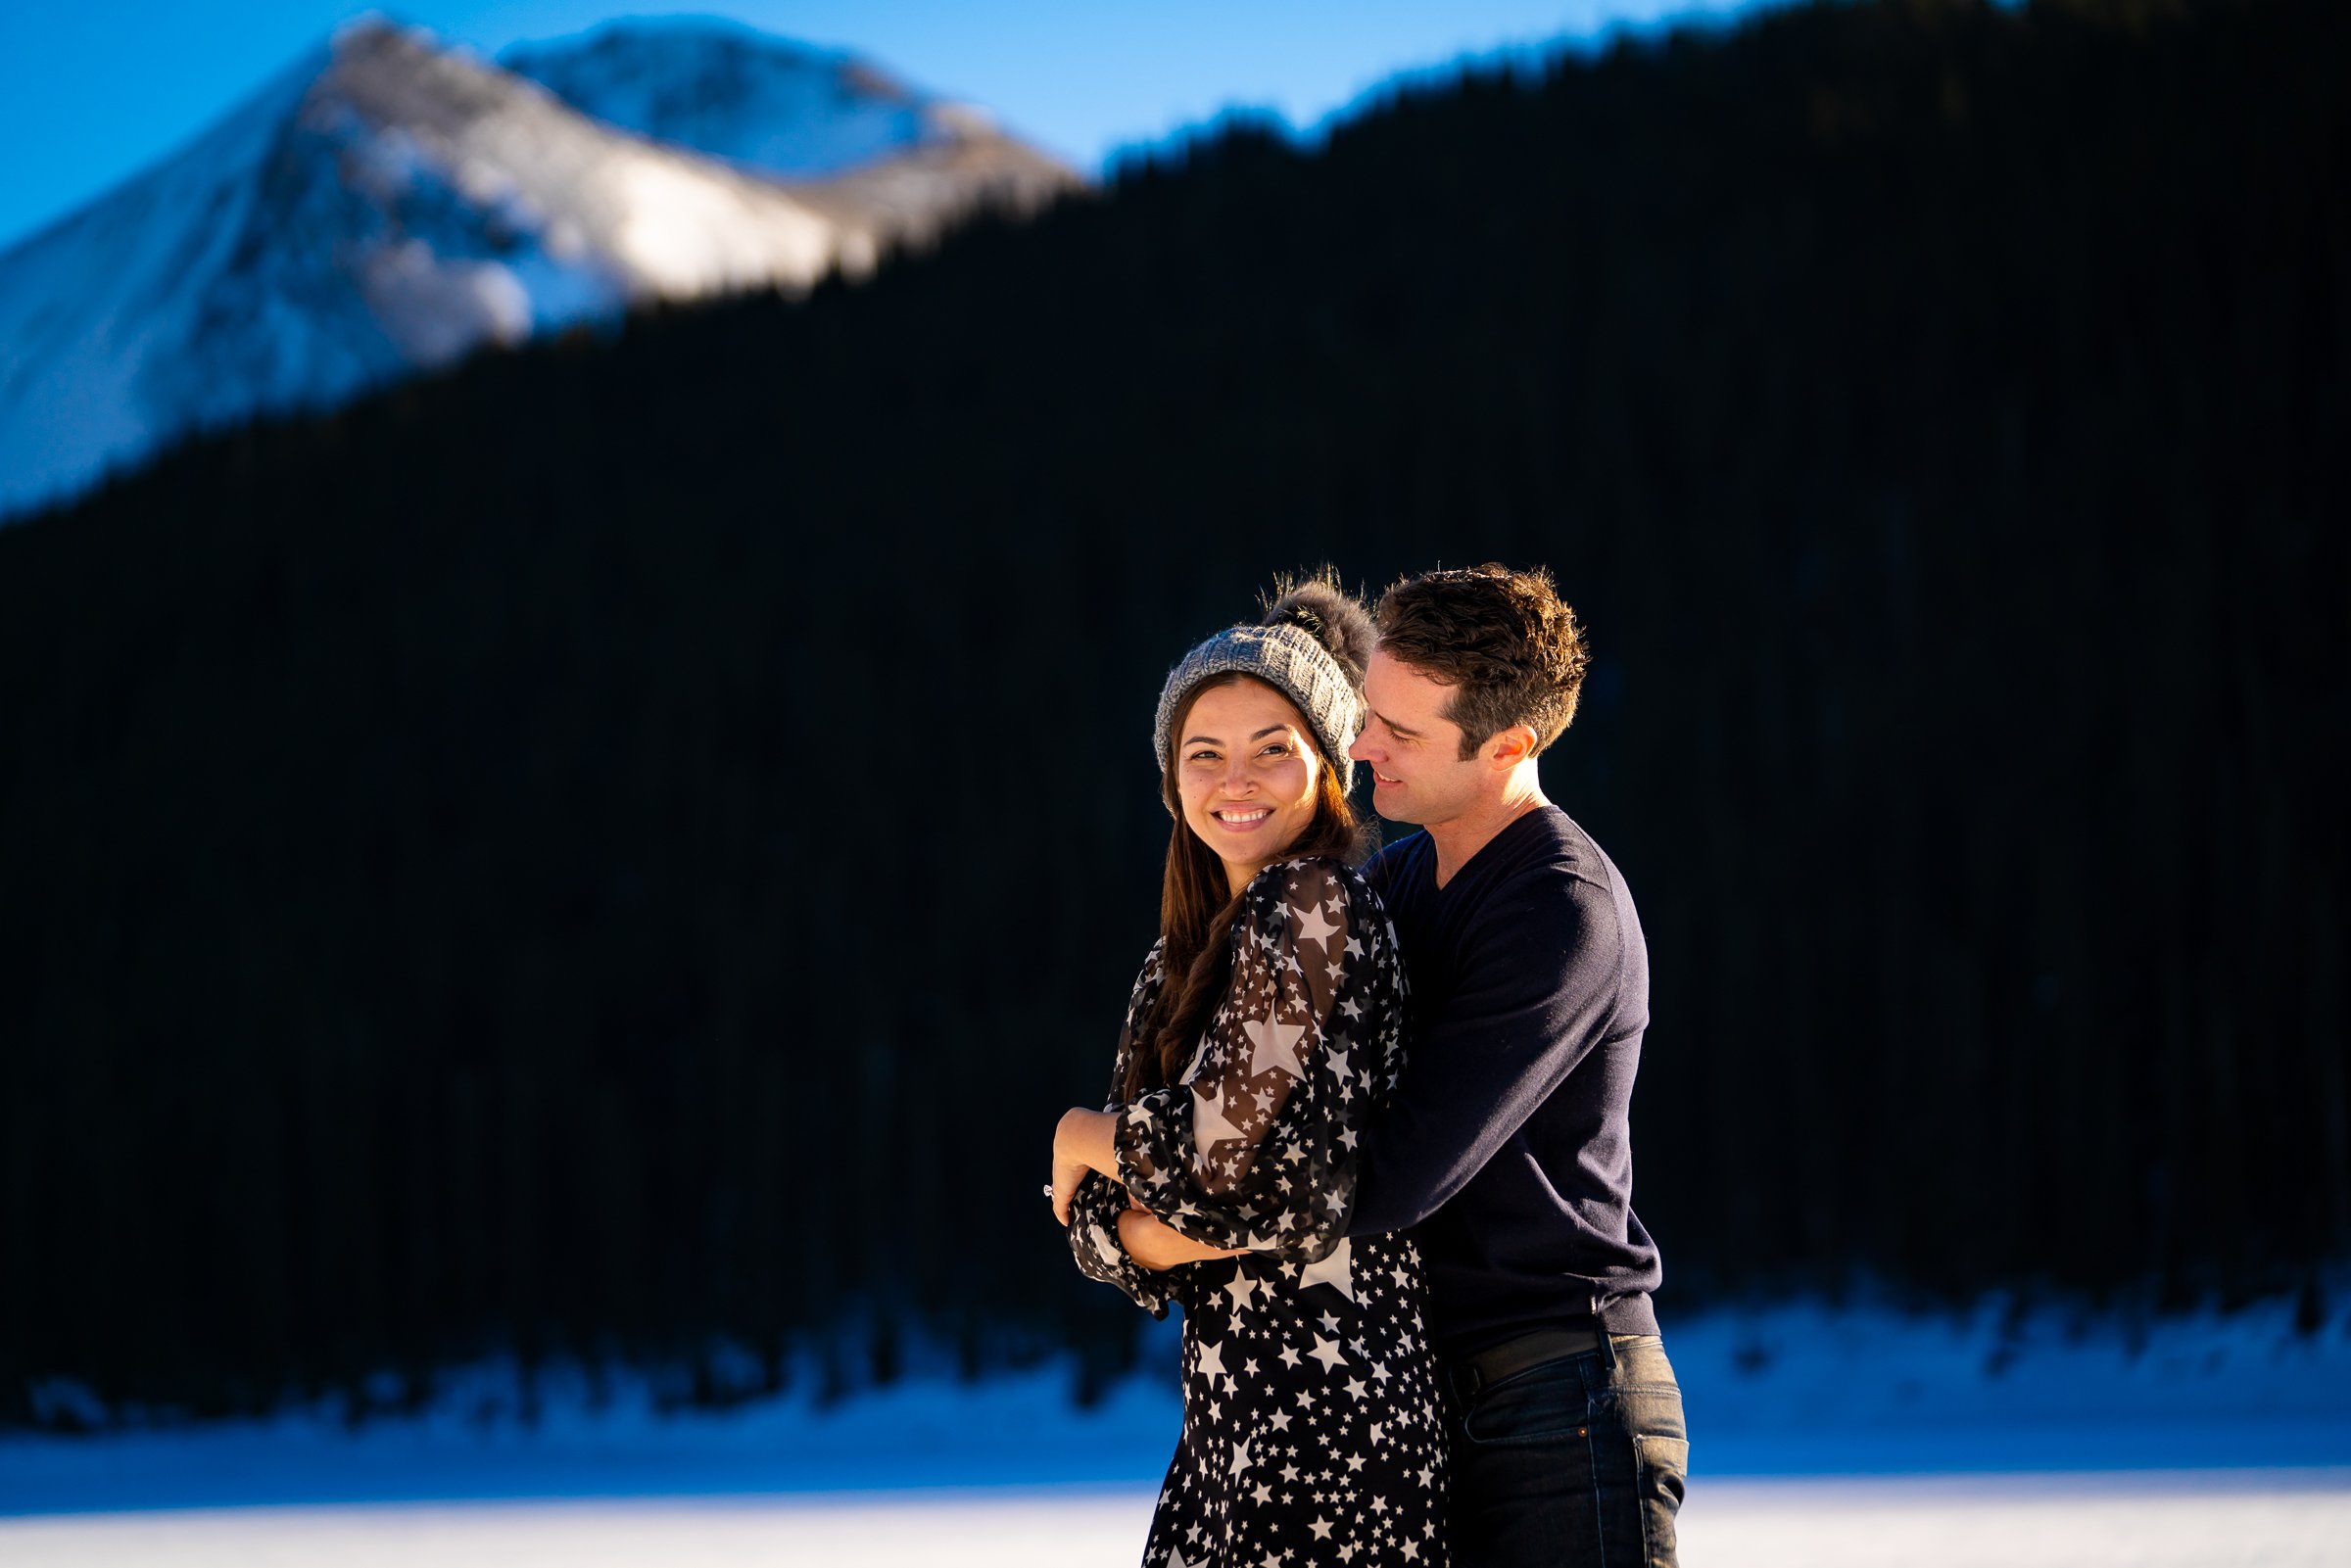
[1174,677,1322,895]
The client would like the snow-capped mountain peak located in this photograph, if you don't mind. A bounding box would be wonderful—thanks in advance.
[504,17,1078,253]
[0,17,1078,522]
[502,16,942,179]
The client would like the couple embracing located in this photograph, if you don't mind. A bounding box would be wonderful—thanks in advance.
[1051,564,1689,1568]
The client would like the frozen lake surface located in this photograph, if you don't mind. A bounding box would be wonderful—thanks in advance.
[6,1470,2350,1567]
[6,1291,2347,1564]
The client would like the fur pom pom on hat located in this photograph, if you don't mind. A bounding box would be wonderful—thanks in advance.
[1153,579,1375,806]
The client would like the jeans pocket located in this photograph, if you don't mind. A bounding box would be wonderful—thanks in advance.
[1614,1376,1687,1445]
[1461,1357,1593,1447]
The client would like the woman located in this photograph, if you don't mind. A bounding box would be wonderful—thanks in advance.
[1050,580,1448,1568]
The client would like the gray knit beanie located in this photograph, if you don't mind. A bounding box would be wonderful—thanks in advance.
[1153,581,1376,808]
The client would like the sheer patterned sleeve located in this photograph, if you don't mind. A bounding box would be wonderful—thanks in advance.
[1112,859,1397,1264]
[1067,942,1176,1317]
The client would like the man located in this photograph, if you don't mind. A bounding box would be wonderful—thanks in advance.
[1343,563,1684,1567]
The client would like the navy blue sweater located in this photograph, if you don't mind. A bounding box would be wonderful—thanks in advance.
[1348,805,1662,1353]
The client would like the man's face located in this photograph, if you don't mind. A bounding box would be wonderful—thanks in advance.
[1349,648,1487,827]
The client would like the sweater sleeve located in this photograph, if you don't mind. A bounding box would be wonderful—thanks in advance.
[1347,867,1630,1237]
[1111,860,1386,1264]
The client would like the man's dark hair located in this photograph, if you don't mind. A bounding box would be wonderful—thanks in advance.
[1374,563,1591,758]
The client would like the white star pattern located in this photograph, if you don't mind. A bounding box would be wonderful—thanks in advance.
[1189,1082,1251,1170]
[1063,858,1446,1568]
[1298,1236,1357,1303]
[1293,896,1342,951]
[1242,1012,1312,1080]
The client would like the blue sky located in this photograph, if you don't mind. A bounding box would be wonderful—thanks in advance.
[0,1,1757,252]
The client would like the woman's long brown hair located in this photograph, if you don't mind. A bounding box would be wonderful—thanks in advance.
[1122,674,1368,1101]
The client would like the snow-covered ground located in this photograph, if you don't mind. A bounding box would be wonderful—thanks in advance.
[5,1473,2347,1568]
[5,1289,2347,1564]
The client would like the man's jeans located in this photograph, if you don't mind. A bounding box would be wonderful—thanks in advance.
[1440,1334,1688,1568]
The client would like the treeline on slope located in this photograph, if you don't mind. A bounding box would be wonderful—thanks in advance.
[0,0,2343,1427]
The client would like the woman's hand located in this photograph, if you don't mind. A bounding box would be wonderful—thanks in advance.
[1050,1107,1119,1225]
[1119,1201,1250,1271]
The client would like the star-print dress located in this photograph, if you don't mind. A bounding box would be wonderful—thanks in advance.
[1069,855,1449,1568]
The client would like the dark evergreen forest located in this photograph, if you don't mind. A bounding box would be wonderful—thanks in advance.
[2,0,2344,1427]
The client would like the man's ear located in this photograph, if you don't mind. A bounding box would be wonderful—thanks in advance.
[1487,723,1539,771]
